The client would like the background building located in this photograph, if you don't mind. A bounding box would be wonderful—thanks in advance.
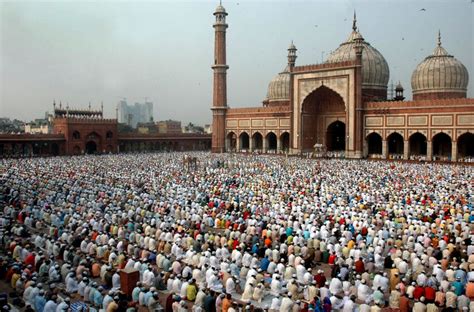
[24,113,53,134]
[211,4,474,162]
[117,99,154,128]
[183,122,205,134]
[137,122,158,134]
[157,120,182,134]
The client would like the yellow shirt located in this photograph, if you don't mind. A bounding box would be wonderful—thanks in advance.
[11,273,20,289]
[347,240,355,250]
[186,284,197,301]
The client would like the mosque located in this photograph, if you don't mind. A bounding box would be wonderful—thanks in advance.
[210,4,474,161]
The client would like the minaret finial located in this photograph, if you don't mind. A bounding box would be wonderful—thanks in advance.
[352,10,357,31]
[437,29,441,47]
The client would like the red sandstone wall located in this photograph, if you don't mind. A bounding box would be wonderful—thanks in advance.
[413,92,467,101]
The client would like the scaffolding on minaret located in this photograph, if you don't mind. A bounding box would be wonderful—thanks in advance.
[388,80,395,100]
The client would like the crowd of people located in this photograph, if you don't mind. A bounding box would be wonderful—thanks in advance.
[0,152,473,312]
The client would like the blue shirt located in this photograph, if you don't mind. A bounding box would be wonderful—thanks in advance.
[260,257,270,271]
[451,281,464,296]
[34,296,46,312]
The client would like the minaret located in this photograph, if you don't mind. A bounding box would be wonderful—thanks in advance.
[211,1,229,153]
[353,28,364,158]
[287,41,297,69]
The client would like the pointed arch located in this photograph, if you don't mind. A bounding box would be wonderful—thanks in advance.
[252,132,263,151]
[387,132,404,157]
[239,132,250,150]
[266,132,277,151]
[280,132,290,152]
[457,132,474,160]
[409,132,427,157]
[432,132,452,159]
[227,132,237,152]
[366,132,382,155]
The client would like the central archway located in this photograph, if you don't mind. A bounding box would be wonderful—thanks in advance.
[326,121,346,151]
[85,141,97,154]
[301,86,346,151]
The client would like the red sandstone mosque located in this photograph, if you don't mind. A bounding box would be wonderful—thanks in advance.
[211,4,474,161]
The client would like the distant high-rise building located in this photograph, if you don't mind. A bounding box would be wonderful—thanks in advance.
[117,100,153,128]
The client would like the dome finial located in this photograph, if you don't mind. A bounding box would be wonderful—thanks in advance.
[437,29,441,47]
[352,10,357,31]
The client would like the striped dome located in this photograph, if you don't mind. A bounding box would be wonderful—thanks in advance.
[326,29,390,91]
[411,32,468,97]
[266,65,290,102]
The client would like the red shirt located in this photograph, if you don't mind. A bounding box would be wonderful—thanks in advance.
[399,296,411,312]
[413,286,424,300]
[424,286,435,301]
[328,254,337,265]
[355,260,365,273]
[314,274,326,287]
[232,239,239,250]
[24,253,35,269]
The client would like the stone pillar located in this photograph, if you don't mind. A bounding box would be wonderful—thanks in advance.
[277,135,281,154]
[249,136,253,152]
[263,136,268,153]
[426,141,432,161]
[382,140,387,159]
[403,140,409,160]
[236,135,240,152]
[451,142,457,162]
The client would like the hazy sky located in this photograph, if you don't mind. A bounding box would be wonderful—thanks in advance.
[1,0,473,125]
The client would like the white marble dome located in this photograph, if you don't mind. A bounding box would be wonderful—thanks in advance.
[266,65,290,102]
[326,25,390,91]
[411,32,468,97]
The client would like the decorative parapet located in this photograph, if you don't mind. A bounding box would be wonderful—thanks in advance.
[364,98,474,109]
[227,106,291,114]
[292,60,357,73]
[53,117,117,124]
